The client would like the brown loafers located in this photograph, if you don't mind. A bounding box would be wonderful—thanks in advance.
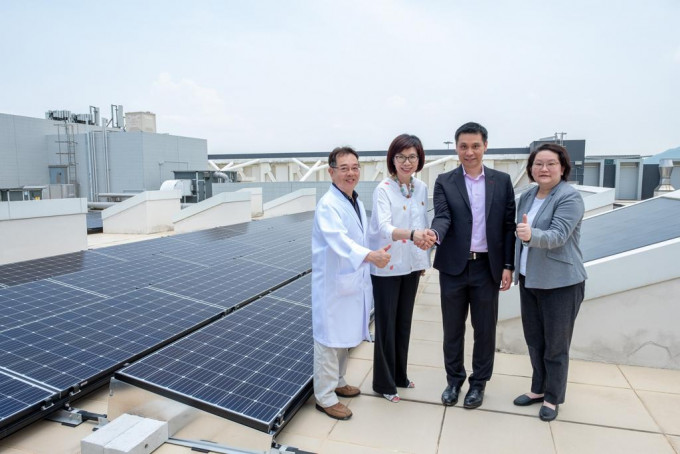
[315,402,352,420]
[335,384,361,398]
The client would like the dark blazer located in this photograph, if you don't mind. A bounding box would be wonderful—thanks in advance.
[431,166,516,283]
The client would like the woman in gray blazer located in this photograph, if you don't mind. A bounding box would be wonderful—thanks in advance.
[512,143,587,422]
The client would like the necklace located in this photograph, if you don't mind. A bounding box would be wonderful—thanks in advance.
[393,175,415,198]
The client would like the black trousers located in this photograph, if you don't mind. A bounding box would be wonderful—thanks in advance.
[371,271,421,395]
[519,275,585,405]
[439,256,499,390]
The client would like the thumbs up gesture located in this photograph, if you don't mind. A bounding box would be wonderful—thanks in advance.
[516,213,532,242]
[366,244,392,268]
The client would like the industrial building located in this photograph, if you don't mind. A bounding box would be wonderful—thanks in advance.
[0,108,208,203]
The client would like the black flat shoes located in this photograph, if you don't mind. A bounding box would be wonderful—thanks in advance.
[539,404,559,422]
[513,394,544,406]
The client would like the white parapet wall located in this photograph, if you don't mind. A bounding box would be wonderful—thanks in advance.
[576,185,616,217]
[497,237,680,370]
[0,198,88,265]
[102,190,181,234]
[173,191,252,234]
[262,188,316,218]
[236,187,263,217]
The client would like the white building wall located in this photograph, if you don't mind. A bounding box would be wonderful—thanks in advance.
[0,198,88,264]
[0,114,55,187]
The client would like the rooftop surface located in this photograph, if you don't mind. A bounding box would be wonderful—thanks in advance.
[1,234,679,454]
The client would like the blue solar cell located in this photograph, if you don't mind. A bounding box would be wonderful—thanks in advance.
[240,239,311,274]
[0,288,222,392]
[0,281,103,332]
[51,255,207,297]
[0,251,124,287]
[0,373,56,424]
[267,274,311,307]
[117,295,313,433]
[158,238,267,265]
[152,258,300,309]
[87,236,187,261]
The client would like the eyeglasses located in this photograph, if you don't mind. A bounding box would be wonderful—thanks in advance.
[532,161,560,170]
[331,165,361,173]
[394,154,419,163]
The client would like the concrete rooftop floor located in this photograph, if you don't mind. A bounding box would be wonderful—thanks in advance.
[1,234,679,453]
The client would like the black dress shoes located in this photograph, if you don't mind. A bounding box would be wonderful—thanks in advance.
[513,394,544,406]
[539,404,559,422]
[463,388,484,409]
[441,385,461,406]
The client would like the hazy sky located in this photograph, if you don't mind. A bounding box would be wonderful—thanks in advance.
[1,1,678,156]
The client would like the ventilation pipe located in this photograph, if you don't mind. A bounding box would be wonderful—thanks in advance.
[654,159,676,196]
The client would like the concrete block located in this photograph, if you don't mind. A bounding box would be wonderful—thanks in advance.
[104,417,168,454]
[81,413,168,454]
[81,414,144,454]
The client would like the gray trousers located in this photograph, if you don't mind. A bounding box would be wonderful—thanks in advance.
[519,275,585,405]
[313,340,350,407]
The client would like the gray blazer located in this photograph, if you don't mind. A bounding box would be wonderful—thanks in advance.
[514,181,587,289]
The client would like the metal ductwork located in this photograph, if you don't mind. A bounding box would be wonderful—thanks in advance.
[654,159,676,196]
[213,171,231,182]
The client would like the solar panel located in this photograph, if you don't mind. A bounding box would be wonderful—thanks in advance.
[0,372,56,426]
[158,238,267,265]
[88,236,187,261]
[168,226,245,244]
[267,273,311,307]
[582,197,680,261]
[0,251,124,287]
[151,258,300,310]
[218,212,315,238]
[240,238,311,274]
[50,255,207,298]
[0,281,103,332]
[0,288,222,393]
[116,295,313,434]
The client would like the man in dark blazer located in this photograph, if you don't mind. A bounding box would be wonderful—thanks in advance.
[430,122,516,409]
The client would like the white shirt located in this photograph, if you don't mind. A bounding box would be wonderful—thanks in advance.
[368,177,432,276]
[519,196,546,276]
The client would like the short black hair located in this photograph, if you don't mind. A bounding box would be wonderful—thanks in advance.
[386,134,425,175]
[526,143,572,182]
[455,122,488,143]
[328,146,359,168]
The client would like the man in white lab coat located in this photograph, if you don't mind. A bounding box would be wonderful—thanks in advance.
[312,146,391,420]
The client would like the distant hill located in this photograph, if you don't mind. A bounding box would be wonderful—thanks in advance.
[643,146,680,164]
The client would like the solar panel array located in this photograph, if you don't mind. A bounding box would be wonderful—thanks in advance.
[117,295,313,433]
[0,211,314,438]
[581,197,680,261]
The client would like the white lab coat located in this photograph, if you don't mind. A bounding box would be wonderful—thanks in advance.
[367,177,431,276]
[312,184,373,348]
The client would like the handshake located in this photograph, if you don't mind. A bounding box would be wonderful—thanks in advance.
[412,229,437,251]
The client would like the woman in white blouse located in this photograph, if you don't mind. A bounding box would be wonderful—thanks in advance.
[368,134,434,403]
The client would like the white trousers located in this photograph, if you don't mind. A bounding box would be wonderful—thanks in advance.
[313,340,349,407]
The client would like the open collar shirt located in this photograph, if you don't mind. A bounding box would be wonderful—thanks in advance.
[463,166,488,253]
